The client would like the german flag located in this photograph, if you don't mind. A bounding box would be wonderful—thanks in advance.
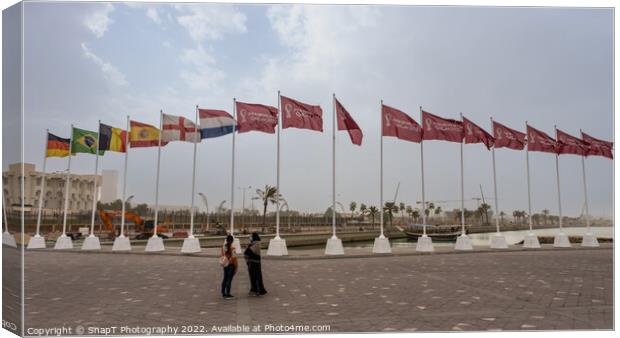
[130,120,168,148]
[46,133,71,157]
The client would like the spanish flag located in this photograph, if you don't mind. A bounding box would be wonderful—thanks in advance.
[130,120,168,148]
[46,133,71,157]
[99,123,127,153]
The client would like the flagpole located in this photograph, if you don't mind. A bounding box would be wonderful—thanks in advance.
[120,116,130,238]
[332,93,337,239]
[379,100,384,238]
[151,111,163,245]
[276,90,281,238]
[490,118,500,234]
[89,121,101,237]
[419,107,427,235]
[580,130,591,230]
[189,106,199,237]
[35,130,49,238]
[459,113,465,236]
[230,99,237,238]
[61,125,73,236]
[553,126,563,232]
[525,122,533,232]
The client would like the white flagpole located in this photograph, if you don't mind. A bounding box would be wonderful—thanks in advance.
[580,130,591,230]
[490,118,500,234]
[332,93,337,239]
[61,125,74,236]
[459,113,465,236]
[379,100,384,238]
[230,99,237,237]
[276,90,281,238]
[153,110,163,238]
[120,116,130,238]
[35,130,49,237]
[554,126,563,231]
[525,122,533,232]
[89,121,101,237]
[189,106,199,237]
[419,107,427,235]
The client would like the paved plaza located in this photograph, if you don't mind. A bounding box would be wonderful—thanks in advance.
[10,245,614,334]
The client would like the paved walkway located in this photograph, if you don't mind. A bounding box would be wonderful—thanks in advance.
[15,245,614,333]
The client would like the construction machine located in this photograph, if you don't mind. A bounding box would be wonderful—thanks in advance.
[98,210,170,240]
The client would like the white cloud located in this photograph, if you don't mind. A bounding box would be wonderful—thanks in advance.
[81,43,128,86]
[146,8,162,24]
[84,3,114,38]
[179,44,225,92]
[174,4,247,41]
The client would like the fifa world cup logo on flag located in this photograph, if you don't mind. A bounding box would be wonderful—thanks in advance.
[466,123,473,136]
[496,128,503,140]
[425,117,433,132]
[285,103,293,119]
[239,109,247,123]
[529,132,536,144]
[384,113,392,128]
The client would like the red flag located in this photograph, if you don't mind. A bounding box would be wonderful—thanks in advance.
[493,121,526,150]
[421,110,463,142]
[235,101,278,134]
[381,104,422,143]
[280,95,323,132]
[463,116,494,149]
[556,129,588,156]
[527,125,557,154]
[582,132,613,159]
[335,98,363,146]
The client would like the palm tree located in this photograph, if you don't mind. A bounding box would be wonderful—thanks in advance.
[366,206,379,228]
[405,205,413,223]
[255,185,280,227]
[412,209,420,223]
[383,202,399,227]
[499,211,506,225]
[542,209,550,225]
[399,202,406,224]
[513,210,520,223]
[479,203,491,225]
[349,201,357,222]
[359,203,367,219]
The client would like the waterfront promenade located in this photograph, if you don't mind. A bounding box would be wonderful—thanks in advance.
[9,244,612,334]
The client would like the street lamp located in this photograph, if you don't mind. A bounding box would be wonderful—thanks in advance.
[237,185,252,212]
[198,192,209,231]
[125,195,134,210]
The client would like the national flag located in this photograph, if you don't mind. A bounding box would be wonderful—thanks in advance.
[71,127,102,155]
[99,123,127,153]
[463,116,494,149]
[162,113,200,143]
[235,101,278,134]
[526,125,557,153]
[493,121,526,150]
[280,95,323,132]
[421,110,463,142]
[381,104,421,143]
[582,132,613,159]
[46,133,71,157]
[556,129,588,156]
[335,98,363,146]
[130,120,168,148]
[199,109,236,139]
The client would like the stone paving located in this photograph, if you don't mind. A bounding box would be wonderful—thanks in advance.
[11,245,614,334]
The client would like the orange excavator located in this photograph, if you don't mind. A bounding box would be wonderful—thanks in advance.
[98,210,170,240]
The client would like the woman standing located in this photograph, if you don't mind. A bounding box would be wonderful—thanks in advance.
[244,232,267,296]
[220,235,238,299]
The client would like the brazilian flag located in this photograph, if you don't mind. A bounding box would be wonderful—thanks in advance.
[71,127,104,155]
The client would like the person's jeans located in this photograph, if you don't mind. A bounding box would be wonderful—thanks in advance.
[221,265,235,296]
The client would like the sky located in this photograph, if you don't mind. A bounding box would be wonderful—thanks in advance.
[5,2,614,218]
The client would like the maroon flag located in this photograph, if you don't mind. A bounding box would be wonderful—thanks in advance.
[280,95,323,132]
[463,116,494,149]
[582,132,613,159]
[235,101,278,134]
[382,104,422,143]
[493,121,526,150]
[556,129,588,156]
[421,110,463,142]
[335,98,363,146]
[527,125,557,154]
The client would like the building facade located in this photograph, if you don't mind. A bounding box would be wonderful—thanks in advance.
[3,163,102,213]
[100,169,118,203]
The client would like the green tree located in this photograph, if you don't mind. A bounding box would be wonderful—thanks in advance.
[366,206,379,229]
[255,185,280,227]
[383,202,399,227]
[349,201,357,222]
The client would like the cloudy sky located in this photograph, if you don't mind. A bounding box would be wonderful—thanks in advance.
[6,2,613,217]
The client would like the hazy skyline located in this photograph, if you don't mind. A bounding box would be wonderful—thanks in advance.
[6,3,613,218]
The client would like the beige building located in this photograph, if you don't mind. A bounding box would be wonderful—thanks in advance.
[3,163,102,213]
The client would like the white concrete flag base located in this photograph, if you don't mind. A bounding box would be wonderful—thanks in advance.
[3,231,17,247]
[553,232,571,248]
[489,233,508,249]
[27,234,46,249]
[325,236,344,255]
[54,234,73,250]
[223,237,242,254]
[267,236,288,256]
[454,234,473,250]
[181,236,201,253]
[581,232,599,247]
[81,235,101,250]
[416,235,435,252]
[112,235,132,251]
[145,236,165,252]
[523,232,541,248]
[372,235,392,254]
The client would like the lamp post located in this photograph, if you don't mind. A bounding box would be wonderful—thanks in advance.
[237,186,252,212]
[198,192,209,232]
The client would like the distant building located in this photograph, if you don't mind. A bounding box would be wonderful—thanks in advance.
[100,169,118,203]
[2,162,101,213]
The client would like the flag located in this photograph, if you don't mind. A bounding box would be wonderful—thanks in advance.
[130,120,168,148]
[235,101,278,134]
[281,95,323,132]
[421,110,463,142]
[335,98,363,146]
[463,116,494,149]
[99,123,127,153]
[199,109,236,139]
[162,113,200,143]
[527,125,557,153]
[71,127,102,155]
[556,129,588,156]
[381,104,422,143]
[582,132,613,159]
[493,121,526,150]
[46,133,71,157]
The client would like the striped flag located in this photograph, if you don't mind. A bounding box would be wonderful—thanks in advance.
[162,113,200,143]
[199,109,236,139]
[46,133,71,157]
